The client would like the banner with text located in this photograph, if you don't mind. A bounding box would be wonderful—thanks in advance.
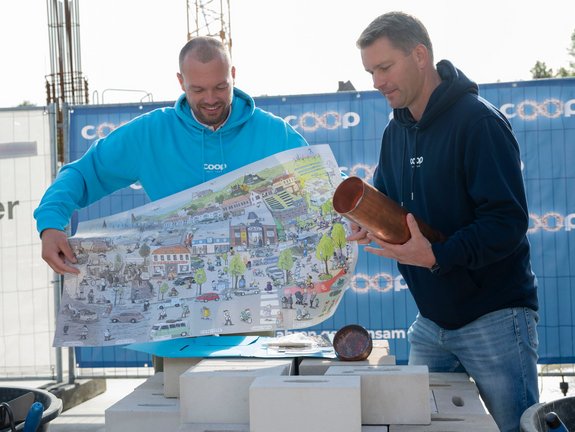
[68,78,575,365]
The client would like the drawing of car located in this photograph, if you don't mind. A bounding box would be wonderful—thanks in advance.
[234,286,260,296]
[265,265,284,281]
[174,275,195,286]
[195,292,220,302]
[150,320,189,340]
[110,311,145,323]
[72,308,99,323]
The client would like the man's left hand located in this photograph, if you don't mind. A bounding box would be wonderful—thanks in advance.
[364,213,436,268]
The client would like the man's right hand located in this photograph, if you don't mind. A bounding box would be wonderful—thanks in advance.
[346,222,371,245]
[40,228,80,275]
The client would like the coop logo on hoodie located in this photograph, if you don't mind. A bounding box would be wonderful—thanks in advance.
[204,162,227,172]
[410,156,423,168]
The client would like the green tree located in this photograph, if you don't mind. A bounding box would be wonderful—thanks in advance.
[530,61,553,79]
[114,254,123,272]
[321,199,334,218]
[229,254,246,289]
[531,28,575,78]
[316,233,335,276]
[195,268,207,295]
[159,282,169,300]
[278,249,294,283]
[139,243,150,265]
[331,223,347,257]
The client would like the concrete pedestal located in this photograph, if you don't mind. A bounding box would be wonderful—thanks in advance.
[249,375,362,432]
[180,359,292,424]
[326,365,430,425]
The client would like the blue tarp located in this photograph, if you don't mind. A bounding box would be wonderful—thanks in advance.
[69,78,575,366]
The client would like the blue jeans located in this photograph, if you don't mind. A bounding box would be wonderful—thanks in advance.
[408,307,539,432]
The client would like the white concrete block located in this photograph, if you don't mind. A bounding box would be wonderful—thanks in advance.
[431,388,487,415]
[134,372,164,392]
[180,360,290,424]
[249,375,362,432]
[105,384,180,432]
[389,414,498,431]
[163,357,203,398]
[298,353,396,376]
[325,365,430,425]
[177,423,249,432]
[195,357,295,374]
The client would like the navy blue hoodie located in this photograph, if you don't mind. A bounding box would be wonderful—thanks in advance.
[373,60,538,329]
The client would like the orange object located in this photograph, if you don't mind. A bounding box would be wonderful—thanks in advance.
[333,176,445,244]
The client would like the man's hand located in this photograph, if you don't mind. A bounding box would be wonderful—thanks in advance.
[364,213,437,268]
[346,222,371,245]
[40,228,80,275]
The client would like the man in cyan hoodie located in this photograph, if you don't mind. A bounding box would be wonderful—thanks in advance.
[350,12,538,432]
[34,36,308,274]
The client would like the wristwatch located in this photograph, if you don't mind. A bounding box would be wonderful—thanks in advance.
[429,262,440,274]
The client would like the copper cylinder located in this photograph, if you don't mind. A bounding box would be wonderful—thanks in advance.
[332,176,445,244]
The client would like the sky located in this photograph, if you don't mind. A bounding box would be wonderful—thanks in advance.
[1,0,573,107]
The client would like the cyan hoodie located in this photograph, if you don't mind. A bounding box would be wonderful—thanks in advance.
[34,88,308,234]
[373,60,538,329]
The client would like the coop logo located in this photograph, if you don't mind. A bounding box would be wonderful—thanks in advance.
[410,156,423,168]
[529,212,575,233]
[81,121,129,140]
[500,98,575,121]
[204,163,227,172]
[284,111,360,132]
[351,272,407,293]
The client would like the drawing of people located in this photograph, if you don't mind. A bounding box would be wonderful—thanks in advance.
[181,304,190,318]
[87,289,94,304]
[80,325,89,340]
[104,328,112,341]
[223,309,233,326]
[201,306,211,320]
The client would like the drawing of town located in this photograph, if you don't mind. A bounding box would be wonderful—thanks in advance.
[54,145,357,346]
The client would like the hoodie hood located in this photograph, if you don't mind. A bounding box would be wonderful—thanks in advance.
[393,60,479,130]
[173,87,257,181]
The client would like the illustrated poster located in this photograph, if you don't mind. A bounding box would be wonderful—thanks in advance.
[54,145,357,346]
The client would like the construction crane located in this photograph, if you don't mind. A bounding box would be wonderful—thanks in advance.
[186,0,232,58]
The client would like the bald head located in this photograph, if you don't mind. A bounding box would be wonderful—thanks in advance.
[179,36,231,72]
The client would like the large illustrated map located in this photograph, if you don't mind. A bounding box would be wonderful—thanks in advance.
[54,145,357,346]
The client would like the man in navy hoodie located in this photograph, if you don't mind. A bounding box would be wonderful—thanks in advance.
[350,12,539,431]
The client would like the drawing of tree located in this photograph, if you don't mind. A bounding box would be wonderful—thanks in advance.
[229,254,246,289]
[159,282,169,300]
[331,223,347,257]
[278,248,294,283]
[316,233,335,276]
[139,243,150,265]
[195,268,207,295]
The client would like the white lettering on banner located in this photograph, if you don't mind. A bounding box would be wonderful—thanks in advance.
[0,200,19,220]
[529,212,575,233]
[500,98,575,120]
[285,111,360,132]
[81,122,129,140]
[350,272,408,293]
[338,163,377,182]
[276,328,407,340]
